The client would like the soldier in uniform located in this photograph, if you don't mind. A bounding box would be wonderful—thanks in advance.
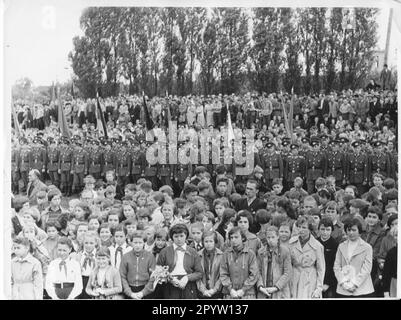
[346,141,369,196]
[11,138,20,194]
[46,137,60,189]
[369,140,391,186]
[115,140,131,188]
[157,145,174,188]
[88,139,103,180]
[305,139,327,194]
[18,137,32,193]
[283,143,306,190]
[102,140,116,177]
[173,141,192,194]
[260,142,283,190]
[71,136,89,194]
[299,137,310,158]
[58,137,73,196]
[29,137,46,180]
[326,139,347,188]
[131,140,146,184]
[144,141,159,189]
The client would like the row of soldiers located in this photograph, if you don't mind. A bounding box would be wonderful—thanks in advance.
[12,133,397,196]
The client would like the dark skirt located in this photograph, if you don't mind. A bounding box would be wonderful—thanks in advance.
[162,275,198,299]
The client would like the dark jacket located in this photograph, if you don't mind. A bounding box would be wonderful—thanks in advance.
[119,250,156,297]
[156,245,203,283]
[318,236,339,289]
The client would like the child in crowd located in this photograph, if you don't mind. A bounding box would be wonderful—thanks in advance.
[220,227,259,299]
[109,226,132,269]
[88,215,102,233]
[317,218,339,298]
[144,225,156,252]
[46,237,83,300]
[257,226,292,299]
[11,236,43,300]
[236,210,261,254]
[189,222,204,252]
[86,247,123,299]
[71,231,98,299]
[278,222,292,247]
[156,224,203,299]
[197,231,223,299]
[120,231,156,299]
[99,223,114,247]
[43,222,60,261]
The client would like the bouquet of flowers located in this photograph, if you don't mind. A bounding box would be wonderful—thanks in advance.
[340,265,357,290]
[150,265,170,290]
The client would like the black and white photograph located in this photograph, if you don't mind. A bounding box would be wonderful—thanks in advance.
[2,0,400,301]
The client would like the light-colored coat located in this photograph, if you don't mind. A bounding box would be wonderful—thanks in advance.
[257,244,292,299]
[11,254,43,300]
[333,238,374,296]
[289,235,325,299]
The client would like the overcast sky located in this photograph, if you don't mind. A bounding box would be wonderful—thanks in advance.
[3,0,400,87]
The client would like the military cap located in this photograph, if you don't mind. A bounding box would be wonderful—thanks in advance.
[373,140,383,147]
[301,137,309,144]
[91,139,100,146]
[351,141,360,148]
[261,136,267,142]
[19,137,28,144]
[282,141,290,147]
[266,142,275,148]
[290,143,299,150]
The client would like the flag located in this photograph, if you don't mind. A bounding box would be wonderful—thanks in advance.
[143,92,155,141]
[96,90,108,139]
[12,104,21,137]
[281,98,291,139]
[51,82,55,102]
[71,81,75,98]
[226,103,235,142]
[57,85,71,139]
[289,87,294,142]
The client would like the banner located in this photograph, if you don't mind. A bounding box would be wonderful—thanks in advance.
[57,86,71,139]
[96,90,108,139]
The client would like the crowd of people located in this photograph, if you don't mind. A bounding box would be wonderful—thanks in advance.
[10,86,398,300]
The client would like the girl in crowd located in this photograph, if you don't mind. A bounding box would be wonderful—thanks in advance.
[333,218,374,298]
[289,215,325,299]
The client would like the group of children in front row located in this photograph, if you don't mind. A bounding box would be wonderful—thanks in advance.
[11,197,398,299]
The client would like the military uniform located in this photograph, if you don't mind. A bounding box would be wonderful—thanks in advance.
[386,148,398,179]
[131,145,146,184]
[102,144,116,176]
[71,144,88,193]
[346,141,369,195]
[260,143,283,189]
[326,141,347,187]
[305,142,327,194]
[88,142,103,180]
[46,140,60,188]
[144,146,159,189]
[284,145,306,189]
[115,144,131,187]
[369,141,391,184]
[18,142,31,193]
[174,142,192,191]
[29,140,46,179]
[58,140,73,195]
[11,144,20,194]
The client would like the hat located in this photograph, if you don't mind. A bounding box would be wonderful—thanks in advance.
[301,137,309,144]
[290,143,299,150]
[351,141,360,148]
[91,139,100,146]
[47,137,55,144]
[261,136,267,142]
[282,141,290,147]
[311,140,320,147]
[19,137,28,144]
[266,142,275,148]
[349,199,369,209]
[373,140,383,147]
[340,137,349,144]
